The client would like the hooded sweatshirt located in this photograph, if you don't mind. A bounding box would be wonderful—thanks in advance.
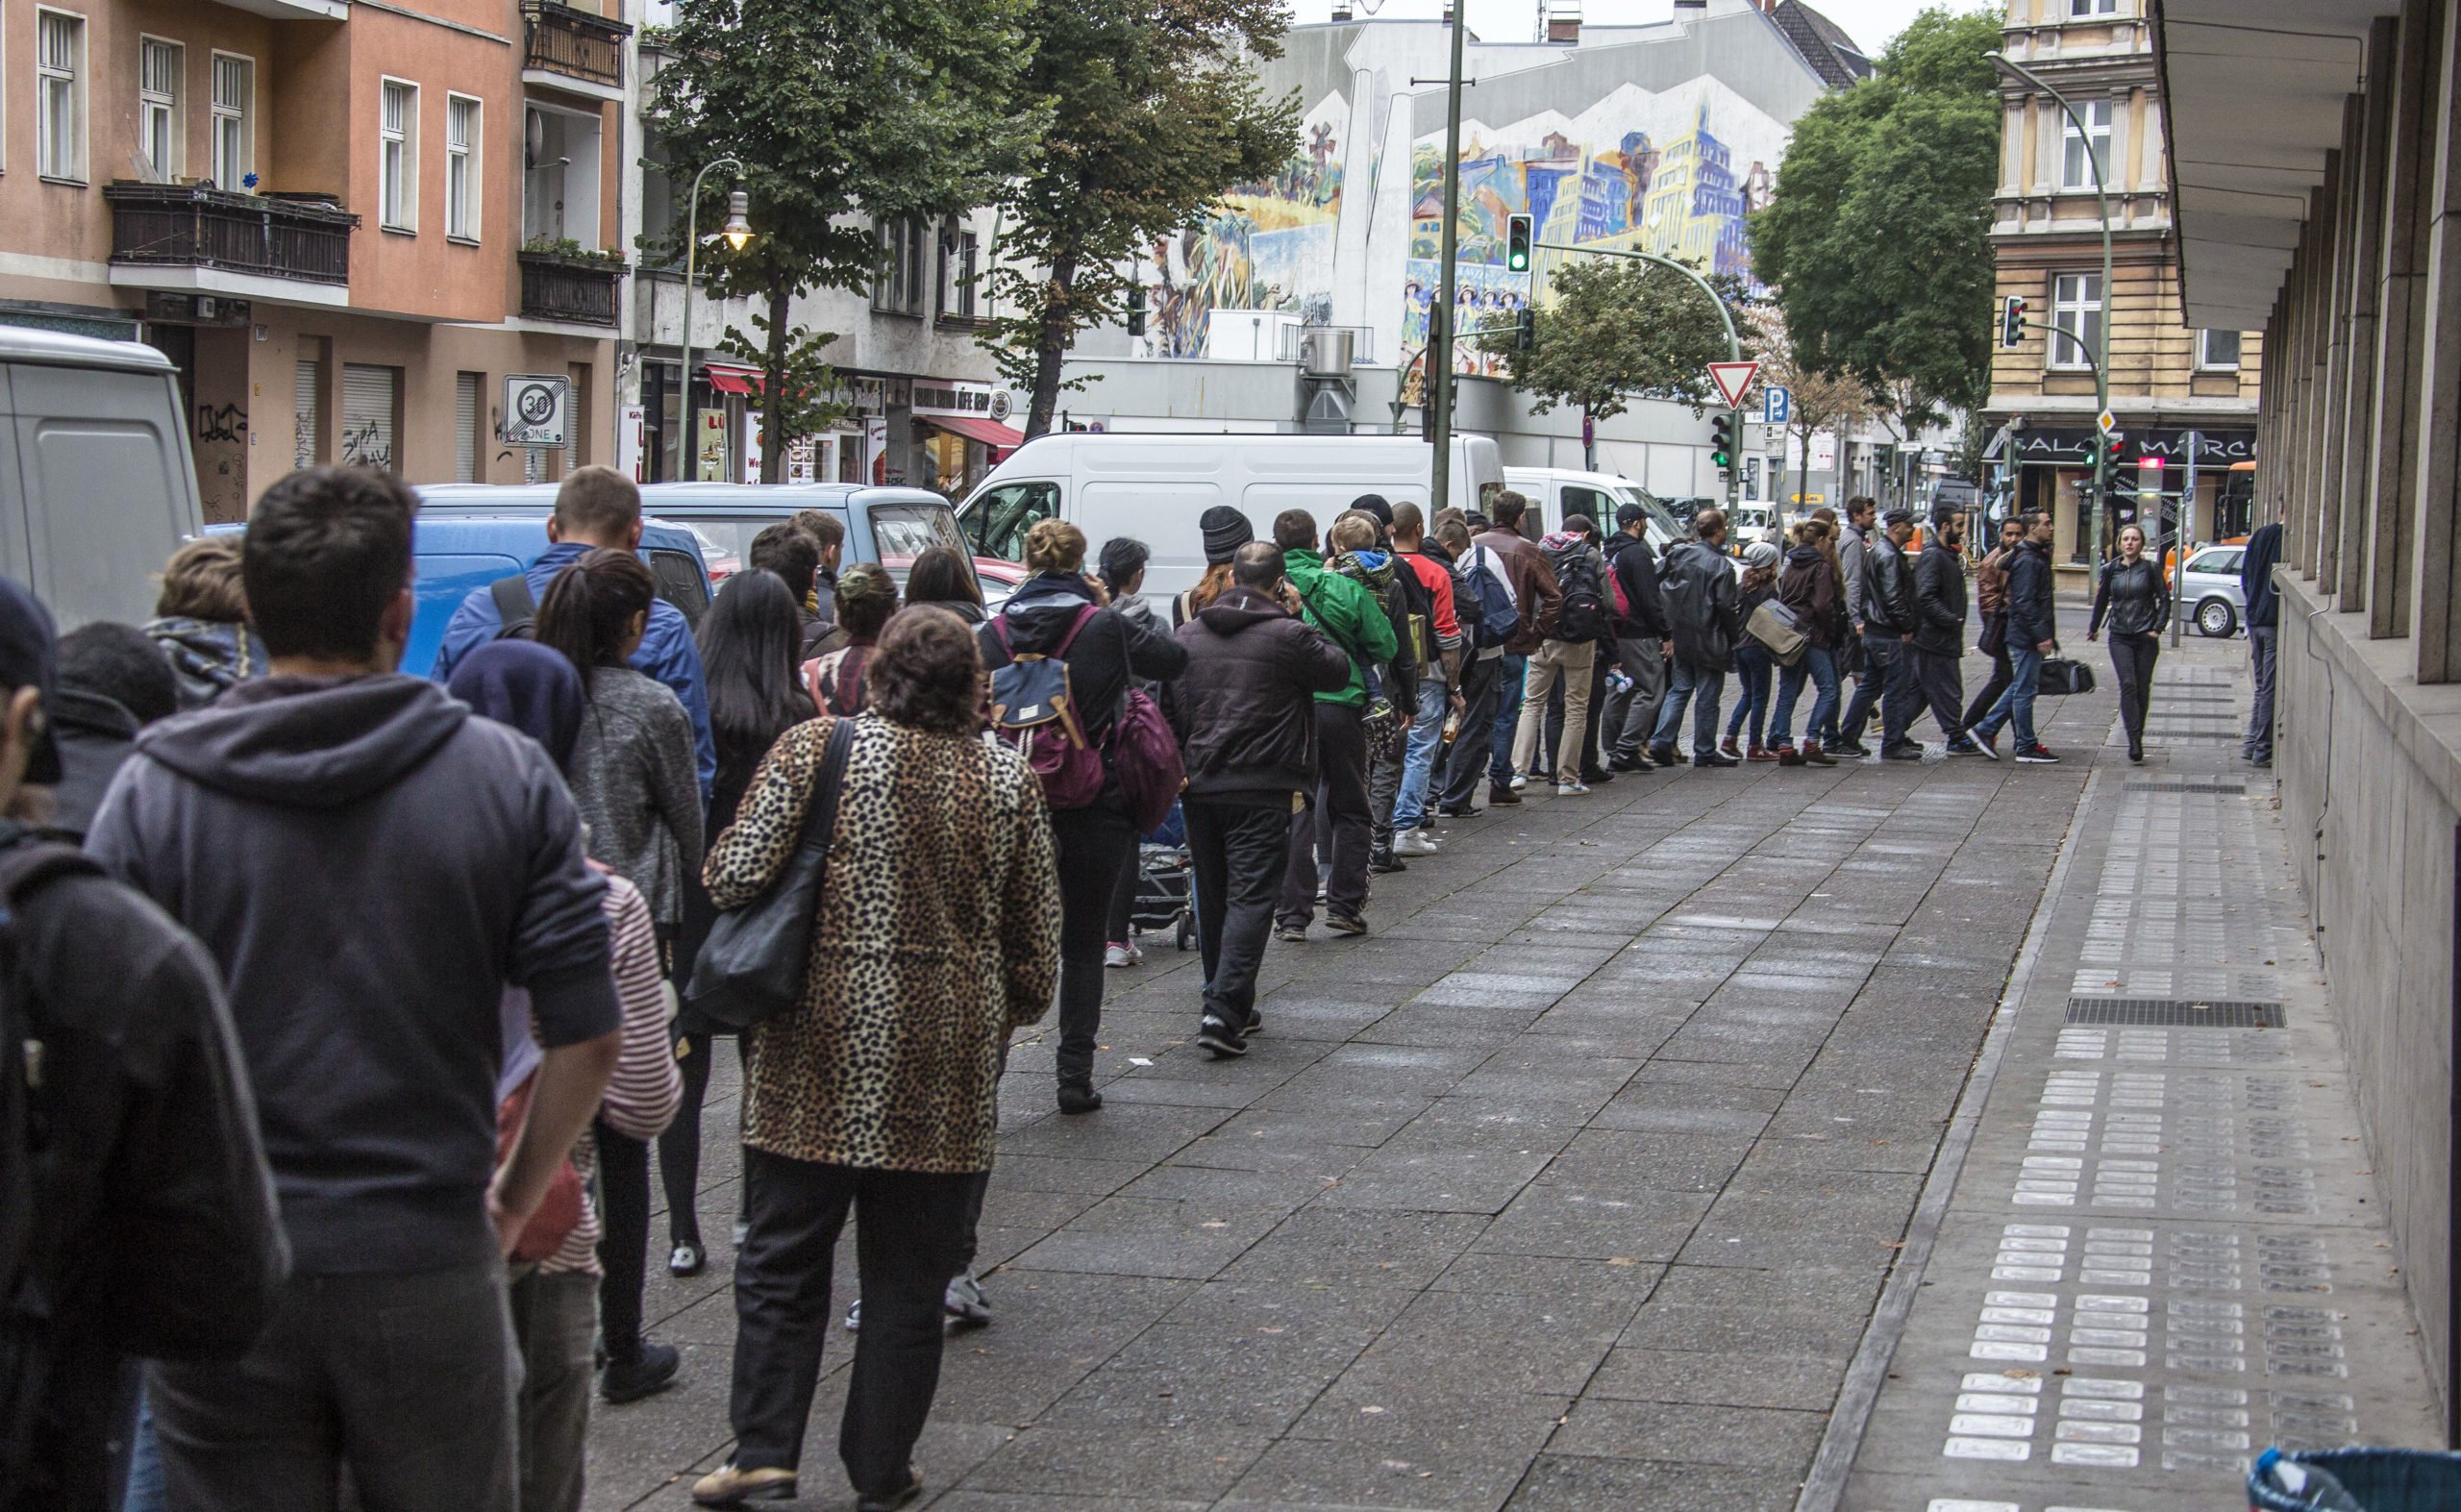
[144,615,268,711]
[982,571,1189,742]
[1284,547,1398,708]
[1165,585,1354,800]
[87,673,619,1276]
[1329,548,1419,709]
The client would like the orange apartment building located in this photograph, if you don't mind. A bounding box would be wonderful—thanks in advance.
[0,0,630,520]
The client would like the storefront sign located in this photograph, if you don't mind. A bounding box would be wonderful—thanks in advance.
[695,408,729,482]
[2003,427,2255,466]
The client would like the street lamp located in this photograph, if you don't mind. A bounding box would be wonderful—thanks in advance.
[1988,50,2114,566]
[679,158,749,482]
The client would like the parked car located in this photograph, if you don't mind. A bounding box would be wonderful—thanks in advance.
[2175,541,2248,638]
[0,327,203,628]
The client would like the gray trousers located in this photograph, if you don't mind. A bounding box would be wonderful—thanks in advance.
[1603,634,1668,762]
[2246,624,2277,759]
[151,1261,520,1512]
[511,1267,599,1512]
[1368,741,1403,857]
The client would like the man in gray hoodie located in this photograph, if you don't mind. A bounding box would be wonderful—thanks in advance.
[87,466,622,1512]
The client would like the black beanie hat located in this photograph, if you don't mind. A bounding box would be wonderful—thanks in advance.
[1200,506,1254,564]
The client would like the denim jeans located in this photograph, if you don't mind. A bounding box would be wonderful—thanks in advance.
[1724,644,1774,748]
[1767,646,1838,749]
[1489,654,1526,785]
[1393,676,1451,830]
[1650,658,1727,758]
[1977,641,2045,748]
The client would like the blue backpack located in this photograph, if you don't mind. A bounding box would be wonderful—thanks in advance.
[1460,542,1520,650]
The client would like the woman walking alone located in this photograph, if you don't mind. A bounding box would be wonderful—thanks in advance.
[2089,523,2172,763]
[690,607,1059,1511]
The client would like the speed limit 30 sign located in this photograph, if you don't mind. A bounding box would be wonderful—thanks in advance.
[503,374,571,447]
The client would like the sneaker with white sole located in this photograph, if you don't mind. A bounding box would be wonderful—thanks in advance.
[2015,743,2061,764]
[1104,943,1131,968]
[1554,781,1589,796]
[1394,830,1440,856]
[944,1270,992,1327]
[1508,773,1528,790]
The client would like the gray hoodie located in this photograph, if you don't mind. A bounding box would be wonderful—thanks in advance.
[87,673,618,1276]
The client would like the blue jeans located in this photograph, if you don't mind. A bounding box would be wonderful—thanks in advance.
[1724,644,1773,748]
[1393,676,1451,830]
[1650,658,1727,758]
[1489,654,1527,785]
[1977,641,2044,748]
[1768,646,1839,749]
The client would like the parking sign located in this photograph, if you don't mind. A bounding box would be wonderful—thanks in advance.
[1763,385,1791,427]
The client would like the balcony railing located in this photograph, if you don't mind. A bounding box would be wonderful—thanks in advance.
[105,183,357,286]
[522,1,632,91]
[519,250,625,326]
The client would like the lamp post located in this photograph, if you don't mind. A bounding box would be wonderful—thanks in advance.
[1427,0,1469,519]
[678,158,751,482]
[1989,50,2113,566]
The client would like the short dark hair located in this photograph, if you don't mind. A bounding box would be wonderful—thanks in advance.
[1847,495,1877,522]
[1098,536,1150,595]
[793,508,844,554]
[904,545,982,609]
[1390,502,1426,541]
[1490,491,1529,529]
[835,561,898,638]
[535,548,655,690]
[243,466,414,660]
[1272,509,1317,552]
[867,604,981,736]
[1563,514,1596,539]
[2019,510,2050,530]
[59,621,178,726]
[748,524,818,603]
[553,465,641,542]
[1231,541,1285,589]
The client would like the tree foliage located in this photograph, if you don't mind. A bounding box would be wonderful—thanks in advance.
[646,0,1040,479]
[1483,256,1754,425]
[1749,7,2001,418]
[983,0,1298,437]
[1748,305,1867,503]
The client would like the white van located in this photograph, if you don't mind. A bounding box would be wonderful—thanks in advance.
[957,433,1504,604]
[1503,466,1686,550]
[0,328,202,628]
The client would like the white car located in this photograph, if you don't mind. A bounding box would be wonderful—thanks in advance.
[1726,505,1778,552]
[2175,542,2249,637]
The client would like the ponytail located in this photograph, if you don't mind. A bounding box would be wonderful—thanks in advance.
[535,548,655,691]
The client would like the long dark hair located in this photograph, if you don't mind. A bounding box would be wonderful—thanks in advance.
[699,570,808,770]
[904,545,982,610]
[535,548,654,692]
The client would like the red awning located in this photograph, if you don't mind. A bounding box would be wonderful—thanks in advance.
[922,413,1026,450]
[704,364,759,396]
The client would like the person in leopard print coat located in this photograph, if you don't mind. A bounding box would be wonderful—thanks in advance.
[694,606,1059,1512]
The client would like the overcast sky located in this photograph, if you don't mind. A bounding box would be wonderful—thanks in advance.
[1281,0,1972,59]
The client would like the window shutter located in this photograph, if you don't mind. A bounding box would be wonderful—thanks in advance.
[340,363,400,472]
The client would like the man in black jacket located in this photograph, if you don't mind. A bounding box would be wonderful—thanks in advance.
[1839,508,1922,758]
[1646,508,1743,767]
[1166,544,1351,1059]
[2241,520,2283,767]
[1602,503,1672,771]
[1970,511,2061,763]
[1912,514,1987,757]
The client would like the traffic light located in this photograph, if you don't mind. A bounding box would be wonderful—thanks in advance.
[2104,430,2126,467]
[1126,284,1146,338]
[1515,307,1535,352]
[1505,213,1532,274]
[1709,411,1735,474]
[2001,295,2026,349]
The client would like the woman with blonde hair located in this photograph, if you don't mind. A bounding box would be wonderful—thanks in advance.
[145,533,269,708]
[977,519,1184,1114]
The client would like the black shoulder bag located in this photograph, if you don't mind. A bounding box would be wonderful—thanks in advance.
[684,717,856,1031]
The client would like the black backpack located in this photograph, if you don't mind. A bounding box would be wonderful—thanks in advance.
[1547,539,1609,643]
[490,575,538,641]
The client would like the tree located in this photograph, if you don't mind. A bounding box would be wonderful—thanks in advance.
[1482,255,1754,434]
[1749,7,2001,418]
[1749,306,1867,508]
[646,0,1040,480]
[983,0,1300,437]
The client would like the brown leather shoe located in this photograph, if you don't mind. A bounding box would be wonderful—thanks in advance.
[1802,741,1837,767]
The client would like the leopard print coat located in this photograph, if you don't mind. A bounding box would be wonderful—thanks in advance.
[705,712,1059,1173]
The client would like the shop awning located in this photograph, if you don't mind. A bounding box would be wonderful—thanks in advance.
[704,364,759,396]
[922,413,1026,450]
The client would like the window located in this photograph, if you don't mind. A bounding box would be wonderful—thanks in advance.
[138,37,181,183]
[2061,98,2112,190]
[2199,328,2242,372]
[2050,272,2102,370]
[37,10,86,181]
[2070,0,2118,13]
[445,94,480,240]
[961,480,1057,561]
[872,219,925,315]
[380,79,416,231]
[211,54,253,188]
[939,227,980,320]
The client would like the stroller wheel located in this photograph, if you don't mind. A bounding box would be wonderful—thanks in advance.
[1176,911,1194,952]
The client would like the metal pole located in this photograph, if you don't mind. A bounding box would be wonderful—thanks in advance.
[1991,54,2114,566]
[677,157,742,484]
[1429,4,1468,520]
[2173,427,2197,647]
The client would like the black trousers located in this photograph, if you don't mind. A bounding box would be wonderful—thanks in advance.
[728,1148,972,1494]
[1911,647,1966,740]
[1438,655,1503,810]
[1106,840,1139,946]
[659,1031,748,1249]
[2109,632,2160,753]
[1280,704,1369,926]
[1184,797,1292,1025]
[1047,803,1137,1086]
[596,1118,651,1360]
[1962,614,2013,732]
[1841,633,1918,748]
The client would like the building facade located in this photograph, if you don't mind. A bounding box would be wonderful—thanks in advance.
[0,0,633,521]
[1983,0,2262,570]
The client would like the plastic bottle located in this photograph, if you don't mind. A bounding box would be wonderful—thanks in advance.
[2254,1448,2369,1512]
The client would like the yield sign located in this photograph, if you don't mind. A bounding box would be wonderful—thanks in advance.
[1708,360,1759,409]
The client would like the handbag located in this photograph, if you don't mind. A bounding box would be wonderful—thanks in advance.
[684,717,856,1031]
[1106,687,1186,834]
[2039,657,2097,696]
[1744,601,1808,667]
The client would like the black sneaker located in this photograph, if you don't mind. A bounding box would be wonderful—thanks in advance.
[1368,851,1406,874]
[1273,922,1308,943]
[1487,783,1523,806]
[1969,729,2001,760]
[1945,737,1984,757]
[1693,751,1740,768]
[600,1341,682,1403]
[1607,753,1653,773]
[856,1471,924,1512]
[2015,743,2061,764]
[1882,742,1923,762]
[1198,1014,1249,1058]
[1831,739,1872,758]
[1579,767,1616,785]
[1647,746,1679,767]
[1325,910,1369,936]
[1243,1005,1263,1037]
[1056,1081,1104,1114]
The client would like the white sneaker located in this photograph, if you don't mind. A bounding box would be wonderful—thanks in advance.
[1104,943,1131,968]
[1415,826,1446,846]
[1124,939,1144,964]
[1508,774,1528,790]
[1555,781,1590,797]
[1394,830,1439,856]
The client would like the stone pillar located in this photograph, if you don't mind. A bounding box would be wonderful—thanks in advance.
[2337,21,2399,612]
[2409,0,2461,679]
[2315,137,2353,595]
[2376,0,2441,647]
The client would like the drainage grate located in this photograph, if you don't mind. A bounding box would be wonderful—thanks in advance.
[2123,778,2249,795]
[2065,996,2284,1028]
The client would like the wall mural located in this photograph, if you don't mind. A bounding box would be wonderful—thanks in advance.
[1142,96,1345,359]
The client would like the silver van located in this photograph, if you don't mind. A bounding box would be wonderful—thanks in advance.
[0,328,202,627]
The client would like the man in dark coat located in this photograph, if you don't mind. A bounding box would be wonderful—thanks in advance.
[1840,508,1923,758]
[2241,520,2283,767]
[1646,508,1743,767]
[1910,513,1984,757]
[1970,510,2062,762]
[1602,502,1672,771]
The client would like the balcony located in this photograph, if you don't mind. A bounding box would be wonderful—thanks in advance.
[518,248,626,327]
[104,183,356,307]
[523,1,632,99]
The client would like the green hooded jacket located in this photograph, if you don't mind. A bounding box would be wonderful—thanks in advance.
[1284,546,1397,707]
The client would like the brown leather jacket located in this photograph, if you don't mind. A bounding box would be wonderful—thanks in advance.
[1470,528,1562,654]
[1976,544,2013,617]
